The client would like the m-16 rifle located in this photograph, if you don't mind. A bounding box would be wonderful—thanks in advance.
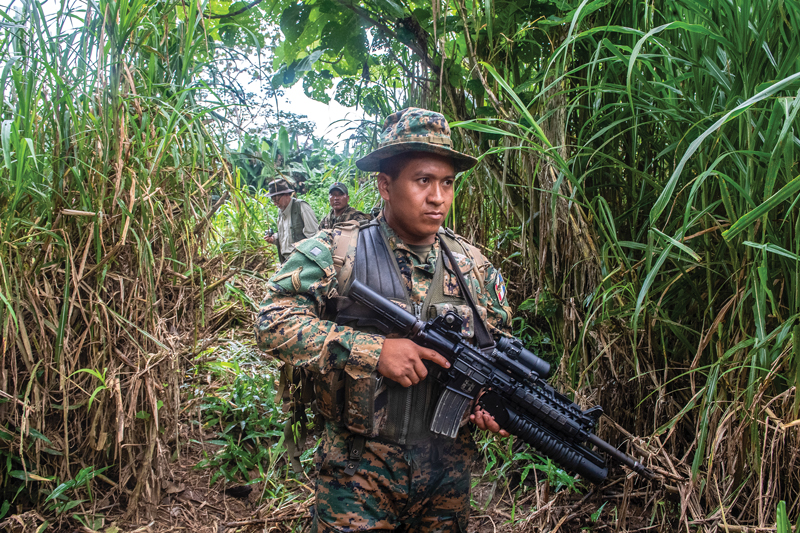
[349,279,654,484]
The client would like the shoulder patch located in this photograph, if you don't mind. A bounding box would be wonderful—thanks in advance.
[495,270,507,304]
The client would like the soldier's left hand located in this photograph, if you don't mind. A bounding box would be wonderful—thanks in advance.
[470,403,510,437]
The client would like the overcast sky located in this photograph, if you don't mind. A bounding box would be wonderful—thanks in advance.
[23,0,364,147]
[277,83,363,145]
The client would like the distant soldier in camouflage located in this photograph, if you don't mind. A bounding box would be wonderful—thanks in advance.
[319,182,372,229]
[256,108,512,532]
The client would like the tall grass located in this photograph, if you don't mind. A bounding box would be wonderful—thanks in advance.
[451,0,800,526]
[0,0,236,521]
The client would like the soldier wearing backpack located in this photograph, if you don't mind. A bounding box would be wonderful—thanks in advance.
[256,108,512,532]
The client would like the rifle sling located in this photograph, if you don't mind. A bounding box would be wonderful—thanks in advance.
[438,239,495,353]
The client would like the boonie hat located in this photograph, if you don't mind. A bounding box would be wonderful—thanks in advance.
[356,108,478,173]
[329,182,348,195]
[266,179,293,198]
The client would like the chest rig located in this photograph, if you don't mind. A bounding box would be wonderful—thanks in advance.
[331,220,475,445]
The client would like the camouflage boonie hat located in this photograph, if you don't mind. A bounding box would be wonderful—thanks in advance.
[266,179,294,197]
[356,108,478,173]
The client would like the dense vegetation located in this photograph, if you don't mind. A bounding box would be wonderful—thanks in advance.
[1,0,799,530]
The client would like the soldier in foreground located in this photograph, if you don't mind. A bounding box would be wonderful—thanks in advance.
[319,182,372,229]
[263,178,319,263]
[256,108,511,532]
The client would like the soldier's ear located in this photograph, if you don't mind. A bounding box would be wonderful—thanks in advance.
[377,172,392,202]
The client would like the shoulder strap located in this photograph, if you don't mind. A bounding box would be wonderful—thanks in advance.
[440,229,487,294]
[331,220,362,291]
[335,222,410,330]
[439,238,495,352]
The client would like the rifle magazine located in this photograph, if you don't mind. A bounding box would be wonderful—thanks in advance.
[430,388,473,439]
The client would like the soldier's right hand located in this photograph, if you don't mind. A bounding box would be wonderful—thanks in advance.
[377,338,450,387]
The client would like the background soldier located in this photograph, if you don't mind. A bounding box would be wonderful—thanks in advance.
[263,178,319,263]
[318,182,372,229]
[256,108,511,532]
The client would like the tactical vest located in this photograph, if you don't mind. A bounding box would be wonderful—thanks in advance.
[276,198,309,260]
[315,220,489,445]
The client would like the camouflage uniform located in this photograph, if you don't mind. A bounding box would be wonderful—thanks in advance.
[256,216,511,532]
[314,420,476,532]
[256,108,511,532]
[319,205,372,230]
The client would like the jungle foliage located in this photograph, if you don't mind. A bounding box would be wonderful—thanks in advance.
[1,0,800,530]
[219,0,800,529]
[0,0,252,526]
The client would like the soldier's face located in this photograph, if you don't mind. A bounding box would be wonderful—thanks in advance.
[329,190,349,212]
[378,154,455,245]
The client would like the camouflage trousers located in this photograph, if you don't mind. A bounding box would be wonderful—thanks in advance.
[312,422,477,532]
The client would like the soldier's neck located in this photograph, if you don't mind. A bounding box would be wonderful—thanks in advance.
[332,206,347,217]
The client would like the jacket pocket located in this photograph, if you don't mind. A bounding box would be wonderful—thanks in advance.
[343,372,387,437]
[313,369,345,421]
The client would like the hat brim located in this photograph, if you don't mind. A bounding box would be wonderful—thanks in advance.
[266,188,293,198]
[355,142,478,173]
[329,185,348,194]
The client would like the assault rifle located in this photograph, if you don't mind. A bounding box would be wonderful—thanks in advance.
[349,279,654,484]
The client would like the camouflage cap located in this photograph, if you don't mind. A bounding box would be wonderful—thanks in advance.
[356,108,478,173]
[266,179,294,198]
[329,182,348,195]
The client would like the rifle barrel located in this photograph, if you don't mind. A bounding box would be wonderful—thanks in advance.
[586,433,654,480]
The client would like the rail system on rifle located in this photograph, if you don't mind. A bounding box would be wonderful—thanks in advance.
[349,280,654,484]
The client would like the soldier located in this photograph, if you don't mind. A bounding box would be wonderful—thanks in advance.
[264,178,319,263]
[256,108,511,532]
[319,182,372,229]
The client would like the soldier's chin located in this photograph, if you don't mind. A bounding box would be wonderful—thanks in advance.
[418,221,443,237]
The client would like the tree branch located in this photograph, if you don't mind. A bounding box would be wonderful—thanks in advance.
[333,0,441,75]
[205,0,266,20]
[454,0,507,118]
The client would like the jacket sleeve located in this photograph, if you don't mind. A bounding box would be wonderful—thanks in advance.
[255,233,383,379]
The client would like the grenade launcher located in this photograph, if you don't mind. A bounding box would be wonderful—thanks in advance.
[349,279,654,484]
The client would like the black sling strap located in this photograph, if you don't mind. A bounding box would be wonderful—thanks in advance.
[439,238,496,353]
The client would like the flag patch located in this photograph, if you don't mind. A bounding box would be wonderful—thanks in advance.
[495,271,507,303]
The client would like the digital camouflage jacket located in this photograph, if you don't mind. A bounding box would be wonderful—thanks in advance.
[318,205,372,230]
[255,214,513,389]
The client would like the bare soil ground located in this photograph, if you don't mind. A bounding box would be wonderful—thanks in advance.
[78,434,661,533]
[1,409,665,533]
